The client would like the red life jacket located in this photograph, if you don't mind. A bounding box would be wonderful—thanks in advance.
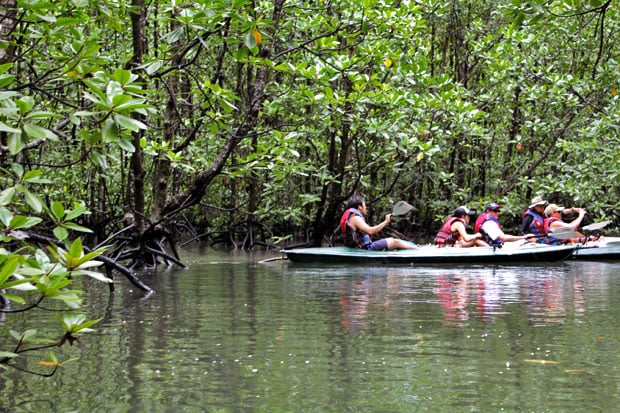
[543,216,565,244]
[474,213,488,233]
[434,217,466,245]
[475,213,502,246]
[339,208,371,248]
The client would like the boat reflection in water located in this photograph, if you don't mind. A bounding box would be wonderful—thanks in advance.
[434,268,516,327]
[333,263,597,331]
[433,265,592,327]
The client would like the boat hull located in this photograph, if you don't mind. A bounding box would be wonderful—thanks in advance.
[283,243,576,265]
[572,237,620,260]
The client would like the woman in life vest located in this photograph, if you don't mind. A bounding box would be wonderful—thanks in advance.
[519,196,547,242]
[435,206,488,247]
[543,203,586,244]
[339,195,417,250]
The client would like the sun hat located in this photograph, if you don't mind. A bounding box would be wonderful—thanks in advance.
[485,202,503,212]
[529,196,548,209]
[544,203,565,216]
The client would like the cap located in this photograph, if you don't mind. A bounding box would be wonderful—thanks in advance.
[529,196,548,209]
[485,202,503,212]
[453,206,470,217]
[544,203,565,216]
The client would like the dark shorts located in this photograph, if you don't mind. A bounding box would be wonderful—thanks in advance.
[366,239,389,251]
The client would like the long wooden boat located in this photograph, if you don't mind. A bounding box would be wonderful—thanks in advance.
[283,243,576,265]
[572,236,620,260]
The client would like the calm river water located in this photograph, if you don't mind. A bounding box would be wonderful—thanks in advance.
[2,247,620,412]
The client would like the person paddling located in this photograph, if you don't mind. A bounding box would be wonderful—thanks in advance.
[340,195,417,250]
[543,204,586,244]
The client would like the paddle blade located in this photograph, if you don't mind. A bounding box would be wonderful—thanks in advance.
[582,220,612,231]
[551,227,579,240]
[393,201,413,216]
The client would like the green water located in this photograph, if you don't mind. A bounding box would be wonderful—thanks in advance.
[2,249,619,412]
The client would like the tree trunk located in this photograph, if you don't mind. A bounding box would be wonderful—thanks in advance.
[127,0,147,232]
[0,0,17,65]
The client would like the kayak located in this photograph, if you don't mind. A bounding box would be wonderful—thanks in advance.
[572,236,620,260]
[283,243,576,265]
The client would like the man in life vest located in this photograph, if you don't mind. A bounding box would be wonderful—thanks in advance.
[543,203,586,244]
[519,196,547,241]
[339,195,417,250]
[474,202,532,246]
[435,206,488,247]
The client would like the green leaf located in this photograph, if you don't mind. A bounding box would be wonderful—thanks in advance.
[0,292,26,305]
[24,190,44,213]
[24,110,60,120]
[0,187,16,206]
[9,215,42,229]
[23,169,45,182]
[0,62,14,75]
[61,222,93,233]
[50,201,65,222]
[53,226,69,241]
[0,256,19,284]
[64,205,90,221]
[11,163,24,178]
[15,97,34,113]
[73,269,113,283]
[244,31,257,50]
[0,74,15,88]
[0,351,19,359]
[0,207,13,227]
[7,132,24,155]
[22,123,59,141]
[102,119,118,141]
[114,114,147,131]
[118,138,136,153]
[69,238,83,257]
[113,69,133,84]
[0,122,21,134]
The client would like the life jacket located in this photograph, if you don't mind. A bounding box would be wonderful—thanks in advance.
[522,209,545,236]
[543,216,565,245]
[434,217,466,246]
[339,208,371,248]
[474,213,489,233]
[475,213,503,246]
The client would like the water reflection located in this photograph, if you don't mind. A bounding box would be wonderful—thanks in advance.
[1,253,619,412]
[339,273,403,331]
[430,265,596,328]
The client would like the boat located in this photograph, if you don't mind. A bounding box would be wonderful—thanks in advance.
[283,242,576,265]
[572,236,620,260]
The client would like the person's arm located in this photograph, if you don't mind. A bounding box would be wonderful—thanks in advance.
[499,233,531,242]
[566,208,586,230]
[453,221,481,242]
[550,209,586,232]
[519,215,533,235]
[484,221,529,242]
[349,214,391,236]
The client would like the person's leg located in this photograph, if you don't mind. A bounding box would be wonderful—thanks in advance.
[367,239,389,251]
[385,238,417,250]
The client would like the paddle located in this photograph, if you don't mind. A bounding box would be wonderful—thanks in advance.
[531,227,579,240]
[392,200,414,217]
[582,220,612,231]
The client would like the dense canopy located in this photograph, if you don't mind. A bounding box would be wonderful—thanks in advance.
[0,0,618,264]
